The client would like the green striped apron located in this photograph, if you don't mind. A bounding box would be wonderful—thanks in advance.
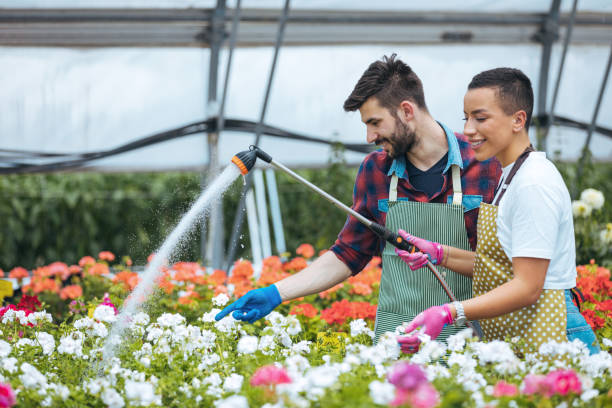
[375,164,475,342]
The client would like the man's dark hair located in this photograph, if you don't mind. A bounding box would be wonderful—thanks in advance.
[468,67,534,130]
[343,54,428,113]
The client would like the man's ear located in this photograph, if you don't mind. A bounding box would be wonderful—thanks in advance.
[398,100,415,121]
[512,110,527,132]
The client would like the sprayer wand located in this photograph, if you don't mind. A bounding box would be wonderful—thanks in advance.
[232,145,462,305]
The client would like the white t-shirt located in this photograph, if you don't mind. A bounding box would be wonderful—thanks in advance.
[493,152,576,289]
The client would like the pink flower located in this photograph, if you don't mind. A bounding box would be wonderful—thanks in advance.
[522,374,551,396]
[546,369,582,396]
[250,365,292,386]
[387,362,427,391]
[492,380,518,397]
[409,383,440,408]
[100,293,117,315]
[390,383,439,408]
[0,382,16,408]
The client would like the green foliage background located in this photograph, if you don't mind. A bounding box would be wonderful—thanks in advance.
[0,154,609,270]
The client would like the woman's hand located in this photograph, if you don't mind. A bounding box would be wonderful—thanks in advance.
[395,229,445,270]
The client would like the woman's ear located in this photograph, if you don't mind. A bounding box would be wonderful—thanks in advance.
[512,110,527,132]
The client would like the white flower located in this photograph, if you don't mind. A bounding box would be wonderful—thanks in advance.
[53,384,70,400]
[35,332,56,355]
[0,339,11,358]
[57,331,84,356]
[580,188,604,210]
[1,309,16,324]
[2,357,18,373]
[157,313,185,328]
[74,317,95,330]
[572,200,592,217]
[215,315,238,334]
[132,312,150,326]
[471,340,517,365]
[368,380,394,405]
[291,340,311,355]
[28,311,53,325]
[101,388,125,408]
[603,337,612,348]
[93,322,109,338]
[85,378,110,395]
[285,315,302,336]
[202,308,222,323]
[306,365,339,388]
[212,293,230,307]
[266,311,286,327]
[140,357,151,368]
[197,353,220,369]
[223,373,244,393]
[214,395,249,408]
[19,362,48,389]
[125,380,160,406]
[237,335,258,354]
[600,223,612,245]
[581,389,599,402]
[146,326,164,342]
[349,319,374,339]
[93,305,117,323]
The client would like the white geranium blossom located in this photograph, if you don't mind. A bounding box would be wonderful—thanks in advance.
[28,311,53,325]
[215,315,238,334]
[350,319,374,339]
[2,357,18,373]
[57,331,84,356]
[201,308,222,323]
[157,313,185,328]
[237,335,258,354]
[101,388,125,408]
[124,380,160,406]
[369,380,395,405]
[132,312,150,326]
[214,395,249,408]
[223,373,244,393]
[600,224,612,245]
[20,362,48,390]
[580,188,604,210]
[35,332,56,355]
[0,339,12,358]
[212,293,230,307]
[93,305,117,323]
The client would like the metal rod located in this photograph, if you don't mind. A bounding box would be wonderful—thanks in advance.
[574,41,612,196]
[543,0,578,152]
[225,0,291,272]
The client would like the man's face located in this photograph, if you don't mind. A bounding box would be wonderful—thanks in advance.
[359,98,417,159]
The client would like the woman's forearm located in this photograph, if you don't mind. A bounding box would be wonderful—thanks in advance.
[441,245,475,277]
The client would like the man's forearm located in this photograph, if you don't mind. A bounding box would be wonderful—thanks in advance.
[274,251,353,301]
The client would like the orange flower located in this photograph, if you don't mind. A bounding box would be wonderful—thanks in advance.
[113,270,140,291]
[232,260,254,279]
[23,277,59,295]
[48,262,70,280]
[296,243,315,259]
[156,274,175,294]
[98,251,116,262]
[208,270,227,286]
[78,256,96,267]
[257,269,290,286]
[290,303,318,318]
[0,268,3,277]
[233,282,254,298]
[262,256,283,273]
[318,249,329,257]
[9,267,29,279]
[214,284,229,296]
[350,282,372,296]
[320,299,377,325]
[88,263,110,276]
[60,284,83,300]
[68,265,82,275]
[283,257,308,272]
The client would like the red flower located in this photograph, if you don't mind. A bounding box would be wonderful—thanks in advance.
[8,267,28,280]
[251,365,292,386]
[290,303,318,318]
[98,251,116,262]
[17,294,41,312]
[320,299,377,325]
[78,256,96,267]
[0,382,16,408]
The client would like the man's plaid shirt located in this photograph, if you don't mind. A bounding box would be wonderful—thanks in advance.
[331,123,502,275]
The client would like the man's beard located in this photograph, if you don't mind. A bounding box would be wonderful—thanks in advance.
[377,118,417,159]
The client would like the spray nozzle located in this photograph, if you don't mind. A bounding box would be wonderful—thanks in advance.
[231,146,273,175]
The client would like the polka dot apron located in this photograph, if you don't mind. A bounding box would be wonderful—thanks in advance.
[472,147,568,354]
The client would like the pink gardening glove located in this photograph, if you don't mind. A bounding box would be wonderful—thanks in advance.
[396,304,453,354]
[394,229,444,270]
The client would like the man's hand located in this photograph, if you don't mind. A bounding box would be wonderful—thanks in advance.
[215,285,282,323]
[395,229,444,270]
[397,304,453,353]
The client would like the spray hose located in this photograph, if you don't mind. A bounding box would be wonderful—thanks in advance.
[231,145,482,337]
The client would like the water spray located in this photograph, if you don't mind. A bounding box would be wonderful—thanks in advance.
[231,145,466,308]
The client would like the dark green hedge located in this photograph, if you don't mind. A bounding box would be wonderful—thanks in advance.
[0,156,609,270]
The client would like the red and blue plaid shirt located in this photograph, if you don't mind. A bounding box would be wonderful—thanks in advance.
[331,123,502,275]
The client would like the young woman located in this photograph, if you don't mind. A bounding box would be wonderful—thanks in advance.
[396,68,599,355]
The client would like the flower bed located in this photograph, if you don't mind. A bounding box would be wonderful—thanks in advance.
[0,247,611,408]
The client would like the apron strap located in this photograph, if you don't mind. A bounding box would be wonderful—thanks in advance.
[493,145,535,206]
[389,174,399,203]
[451,164,462,206]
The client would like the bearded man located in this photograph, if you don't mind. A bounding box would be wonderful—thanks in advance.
[217,54,501,343]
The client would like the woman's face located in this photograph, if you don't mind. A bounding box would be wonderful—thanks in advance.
[463,87,520,166]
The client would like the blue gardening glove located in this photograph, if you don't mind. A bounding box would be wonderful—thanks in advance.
[214,285,282,323]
